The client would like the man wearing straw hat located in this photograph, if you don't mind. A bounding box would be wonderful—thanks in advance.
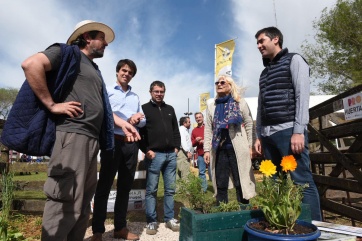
[16,20,140,241]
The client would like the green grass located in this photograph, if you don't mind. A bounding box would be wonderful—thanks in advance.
[9,163,48,173]
[10,172,238,202]
[10,172,47,200]
[13,172,47,182]
[14,191,46,200]
[9,169,238,203]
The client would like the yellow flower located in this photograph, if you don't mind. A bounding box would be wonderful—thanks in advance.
[280,155,297,172]
[259,160,277,177]
[252,156,303,232]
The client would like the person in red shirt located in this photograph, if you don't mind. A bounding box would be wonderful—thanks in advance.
[191,112,208,192]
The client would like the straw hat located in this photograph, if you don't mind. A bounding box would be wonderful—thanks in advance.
[67,20,115,45]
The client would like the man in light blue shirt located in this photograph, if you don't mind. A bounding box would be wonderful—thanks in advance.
[91,59,145,241]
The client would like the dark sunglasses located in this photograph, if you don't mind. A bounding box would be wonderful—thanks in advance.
[215,81,226,85]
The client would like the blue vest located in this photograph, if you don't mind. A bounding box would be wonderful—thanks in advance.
[1,43,114,156]
[259,48,297,126]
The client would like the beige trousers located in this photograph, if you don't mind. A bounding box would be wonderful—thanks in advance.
[176,150,190,179]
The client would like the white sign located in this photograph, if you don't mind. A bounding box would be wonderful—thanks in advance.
[343,93,362,120]
[129,189,146,201]
[91,168,147,212]
[91,190,146,212]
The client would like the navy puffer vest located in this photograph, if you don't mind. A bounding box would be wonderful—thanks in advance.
[259,48,297,126]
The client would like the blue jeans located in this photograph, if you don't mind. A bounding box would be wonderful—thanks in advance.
[197,155,207,192]
[145,151,177,223]
[260,128,322,221]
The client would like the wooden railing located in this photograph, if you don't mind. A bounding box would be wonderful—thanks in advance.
[309,84,362,223]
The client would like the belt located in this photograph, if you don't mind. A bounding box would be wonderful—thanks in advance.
[114,134,135,143]
[152,148,174,153]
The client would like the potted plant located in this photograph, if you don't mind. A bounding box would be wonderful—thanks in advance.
[177,173,312,241]
[245,155,321,241]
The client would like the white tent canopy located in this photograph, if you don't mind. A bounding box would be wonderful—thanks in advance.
[244,95,336,121]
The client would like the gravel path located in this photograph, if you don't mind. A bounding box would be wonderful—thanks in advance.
[83,222,180,241]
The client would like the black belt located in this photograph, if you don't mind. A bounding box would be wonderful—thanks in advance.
[114,134,135,143]
[152,148,174,153]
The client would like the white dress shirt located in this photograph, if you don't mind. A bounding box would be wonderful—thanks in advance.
[179,125,193,153]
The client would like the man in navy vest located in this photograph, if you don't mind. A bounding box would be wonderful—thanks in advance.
[253,26,322,221]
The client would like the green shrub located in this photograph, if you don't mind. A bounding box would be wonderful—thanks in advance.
[176,174,242,214]
[212,200,241,213]
[175,174,215,213]
[0,171,25,240]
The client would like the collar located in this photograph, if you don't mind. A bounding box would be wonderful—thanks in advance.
[262,48,289,67]
[114,83,131,93]
[180,125,189,132]
[80,51,98,69]
[150,99,165,106]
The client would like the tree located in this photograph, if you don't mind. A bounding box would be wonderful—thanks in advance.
[0,88,18,121]
[302,0,362,94]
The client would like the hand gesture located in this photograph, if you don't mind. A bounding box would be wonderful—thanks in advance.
[128,112,145,125]
[204,152,210,164]
[50,101,83,118]
[254,138,262,155]
[146,150,155,159]
[291,133,304,154]
[122,122,141,142]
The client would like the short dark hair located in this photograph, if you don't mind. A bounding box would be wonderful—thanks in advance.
[255,27,283,48]
[149,80,166,92]
[116,59,137,77]
[70,30,100,48]
[179,116,189,126]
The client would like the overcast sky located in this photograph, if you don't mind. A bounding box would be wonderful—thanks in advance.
[0,0,337,122]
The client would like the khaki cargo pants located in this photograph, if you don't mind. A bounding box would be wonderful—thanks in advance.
[41,131,99,241]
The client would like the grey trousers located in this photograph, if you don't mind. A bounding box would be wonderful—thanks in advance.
[41,131,99,241]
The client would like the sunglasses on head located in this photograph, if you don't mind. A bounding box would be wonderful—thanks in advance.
[215,80,226,85]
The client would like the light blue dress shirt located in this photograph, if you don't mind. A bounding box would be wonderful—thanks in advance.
[107,83,146,136]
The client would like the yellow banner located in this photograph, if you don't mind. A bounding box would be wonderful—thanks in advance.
[215,39,235,78]
[199,92,210,112]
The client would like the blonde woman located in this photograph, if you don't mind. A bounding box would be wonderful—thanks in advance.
[204,75,256,204]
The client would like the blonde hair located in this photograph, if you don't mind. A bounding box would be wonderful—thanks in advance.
[215,75,244,102]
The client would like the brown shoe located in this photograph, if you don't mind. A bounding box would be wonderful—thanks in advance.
[114,227,139,240]
[90,233,102,241]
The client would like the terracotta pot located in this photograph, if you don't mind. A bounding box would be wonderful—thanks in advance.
[244,218,321,241]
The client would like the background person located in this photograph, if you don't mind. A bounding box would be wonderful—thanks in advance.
[204,75,256,205]
[191,112,207,192]
[253,26,322,221]
[176,116,193,179]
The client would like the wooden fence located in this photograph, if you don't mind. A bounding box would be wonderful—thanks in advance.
[309,84,362,224]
